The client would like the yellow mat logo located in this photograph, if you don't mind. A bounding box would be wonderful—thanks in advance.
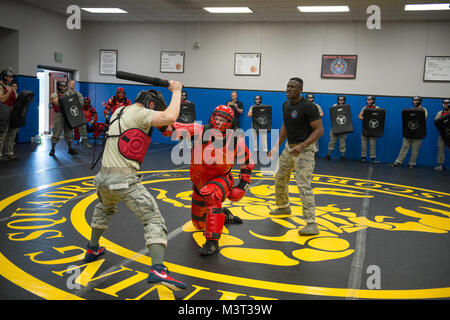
[0,170,449,300]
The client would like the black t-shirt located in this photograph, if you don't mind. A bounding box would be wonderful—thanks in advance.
[283,97,321,144]
[226,100,243,127]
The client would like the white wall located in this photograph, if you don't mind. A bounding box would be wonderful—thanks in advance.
[0,0,83,78]
[0,26,18,72]
[1,0,449,97]
[81,20,450,97]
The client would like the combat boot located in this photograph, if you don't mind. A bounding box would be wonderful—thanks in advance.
[199,240,219,256]
[269,206,291,215]
[82,139,92,149]
[67,142,78,155]
[298,223,320,236]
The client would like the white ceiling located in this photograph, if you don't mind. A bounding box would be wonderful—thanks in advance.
[17,0,450,22]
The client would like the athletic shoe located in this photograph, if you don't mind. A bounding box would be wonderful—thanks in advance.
[434,165,443,172]
[361,157,366,163]
[409,164,415,169]
[199,240,219,256]
[49,149,55,157]
[147,264,187,291]
[298,223,320,236]
[84,244,106,262]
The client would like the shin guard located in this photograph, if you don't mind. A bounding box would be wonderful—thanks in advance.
[204,207,225,241]
[191,186,206,230]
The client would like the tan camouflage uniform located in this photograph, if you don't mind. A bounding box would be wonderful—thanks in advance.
[274,143,316,224]
[360,105,380,158]
[50,90,74,145]
[91,169,168,247]
[394,106,428,166]
[328,131,347,154]
[90,104,168,248]
[67,88,90,146]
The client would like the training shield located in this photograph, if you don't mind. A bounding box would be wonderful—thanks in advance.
[177,102,196,123]
[59,94,87,129]
[434,113,450,147]
[252,105,272,132]
[362,108,385,137]
[330,104,353,135]
[402,108,426,139]
[9,90,34,129]
[0,103,10,134]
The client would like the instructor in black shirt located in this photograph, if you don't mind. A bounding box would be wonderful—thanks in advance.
[268,77,324,235]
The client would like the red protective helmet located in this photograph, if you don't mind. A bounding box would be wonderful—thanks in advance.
[83,97,91,109]
[210,105,234,132]
[116,87,125,98]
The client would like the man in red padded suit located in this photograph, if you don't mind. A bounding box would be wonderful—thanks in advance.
[74,97,105,142]
[103,87,132,123]
[165,105,254,256]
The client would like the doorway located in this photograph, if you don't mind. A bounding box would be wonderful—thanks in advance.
[36,67,74,134]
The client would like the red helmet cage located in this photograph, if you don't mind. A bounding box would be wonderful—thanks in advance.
[210,105,234,132]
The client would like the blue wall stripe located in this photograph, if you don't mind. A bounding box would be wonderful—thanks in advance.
[13,76,449,168]
[16,75,39,143]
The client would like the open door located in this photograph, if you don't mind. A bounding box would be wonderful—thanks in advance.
[48,72,68,133]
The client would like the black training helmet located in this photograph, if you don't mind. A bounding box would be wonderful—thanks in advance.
[135,89,167,111]
[0,68,14,83]
[56,80,67,94]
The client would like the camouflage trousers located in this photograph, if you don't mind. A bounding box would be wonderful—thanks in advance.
[395,138,423,165]
[274,143,316,224]
[78,124,88,141]
[437,136,448,165]
[0,125,19,157]
[91,168,168,247]
[361,135,377,158]
[51,112,72,144]
[328,131,347,153]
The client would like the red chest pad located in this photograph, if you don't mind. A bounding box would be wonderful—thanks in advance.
[118,128,152,164]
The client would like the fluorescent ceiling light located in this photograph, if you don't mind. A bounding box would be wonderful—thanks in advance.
[297,6,350,13]
[404,3,450,11]
[203,7,253,13]
[81,8,128,13]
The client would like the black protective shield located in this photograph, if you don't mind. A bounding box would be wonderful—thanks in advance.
[0,103,10,134]
[434,113,450,147]
[362,108,385,138]
[177,102,196,123]
[330,104,353,135]
[252,105,272,132]
[9,90,34,129]
[59,94,87,129]
[402,108,426,139]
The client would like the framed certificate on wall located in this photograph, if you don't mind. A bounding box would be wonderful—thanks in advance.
[234,53,261,76]
[321,54,357,79]
[99,49,118,75]
[424,56,450,82]
[160,51,185,73]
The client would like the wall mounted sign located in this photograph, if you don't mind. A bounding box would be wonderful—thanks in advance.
[321,54,357,79]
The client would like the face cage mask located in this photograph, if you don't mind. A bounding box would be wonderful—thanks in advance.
[210,111,233,133]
